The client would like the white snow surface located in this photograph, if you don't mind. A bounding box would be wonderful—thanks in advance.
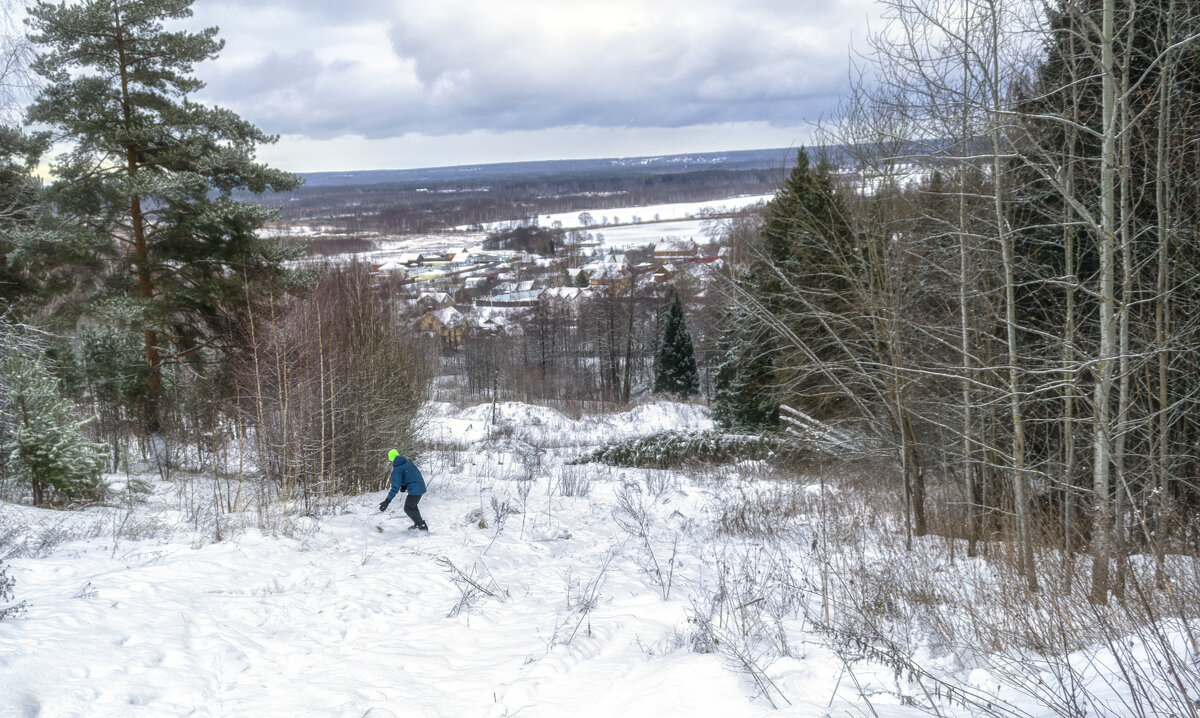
[0,400,1174,717]
[419,400,713,449]
[454,194,774,233]
[0,400,881,718]
[585,219,716,250]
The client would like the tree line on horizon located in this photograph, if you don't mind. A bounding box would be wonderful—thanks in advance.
[264,167,781,236]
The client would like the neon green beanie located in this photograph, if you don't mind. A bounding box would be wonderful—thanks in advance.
[388,449,399,462]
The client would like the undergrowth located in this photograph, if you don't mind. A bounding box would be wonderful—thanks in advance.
[575,429,795,469]
[0,559,24,620]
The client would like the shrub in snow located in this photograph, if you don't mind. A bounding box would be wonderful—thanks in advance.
[715,483,811,538]
[613,483,680,600]
[686,548,798,708]
[463,498,520,530]
[0,353,107,506]
[464,507,488,528]
[0,560,24,621]
[576,430,789,469]
[490,496,520,528]
[556,465,592,497]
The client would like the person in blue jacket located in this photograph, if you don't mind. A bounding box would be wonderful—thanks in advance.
[379,449,428,531]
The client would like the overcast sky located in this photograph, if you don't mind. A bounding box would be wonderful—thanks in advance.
[186,0,876,173]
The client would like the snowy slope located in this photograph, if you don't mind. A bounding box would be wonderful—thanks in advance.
[0,401,1171,717]
[0,401,907,718]
[0,498,760,717]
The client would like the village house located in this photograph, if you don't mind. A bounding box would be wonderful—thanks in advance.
[653,237,699,260]
[416,291,455,312]
[466,307,521,336]
[586,261,632,292]
[476,289,543,308]
[493,279,538,295]
[415,306,465,346]
[370,260,408,278]
[540,286,593,314]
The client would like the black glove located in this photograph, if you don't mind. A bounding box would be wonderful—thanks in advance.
[379,499,390,512]
[400,486,407,493]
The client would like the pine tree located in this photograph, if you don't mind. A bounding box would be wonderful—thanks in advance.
[0,351,106,506]
[0,125,106,317]
[653,292,700,398]
[25,0,303,433]
[0,127,49,310]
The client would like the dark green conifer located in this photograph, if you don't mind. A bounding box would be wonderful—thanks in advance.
[0,348,107,506]
[0,127,105,317]
[654,292,699,398]
[716,148,858,426]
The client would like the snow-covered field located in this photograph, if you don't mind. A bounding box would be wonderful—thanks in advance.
[0,401,1187,717]
[462,194,775,232]
[278,194,773,269]
[0,401,868,717]
[580,218,718,250]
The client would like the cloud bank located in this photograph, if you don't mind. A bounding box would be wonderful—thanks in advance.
[192,0,871,144]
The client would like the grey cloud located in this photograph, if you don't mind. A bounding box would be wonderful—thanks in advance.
[197,0,395,25]
[195,0,869,140]
[207,50,324,97]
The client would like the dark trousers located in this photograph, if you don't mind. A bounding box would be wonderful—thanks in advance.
[404,493,426,528]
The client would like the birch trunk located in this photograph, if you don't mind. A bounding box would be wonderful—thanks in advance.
[987,0,1036,590]
[1090,0,1118,604]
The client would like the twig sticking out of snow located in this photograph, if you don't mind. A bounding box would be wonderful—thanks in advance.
[437,555,507,617]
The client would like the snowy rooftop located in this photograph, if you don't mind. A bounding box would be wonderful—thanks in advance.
[430,306,464,326]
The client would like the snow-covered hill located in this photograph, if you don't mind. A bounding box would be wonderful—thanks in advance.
[0,402,861,717]
[0,401,1189,717]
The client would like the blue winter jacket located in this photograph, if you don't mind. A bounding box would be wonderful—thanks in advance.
[386,456,426,501]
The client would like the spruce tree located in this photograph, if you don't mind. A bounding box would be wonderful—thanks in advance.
[736,148,862,418]
[25,0,303,433]
[712,300,779,429]
[0,351,106,506]
[714,150,857,428]
[653,292,699,398]
[0,558,22,620]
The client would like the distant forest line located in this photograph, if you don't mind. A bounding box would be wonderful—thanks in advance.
[242,148,805,235]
